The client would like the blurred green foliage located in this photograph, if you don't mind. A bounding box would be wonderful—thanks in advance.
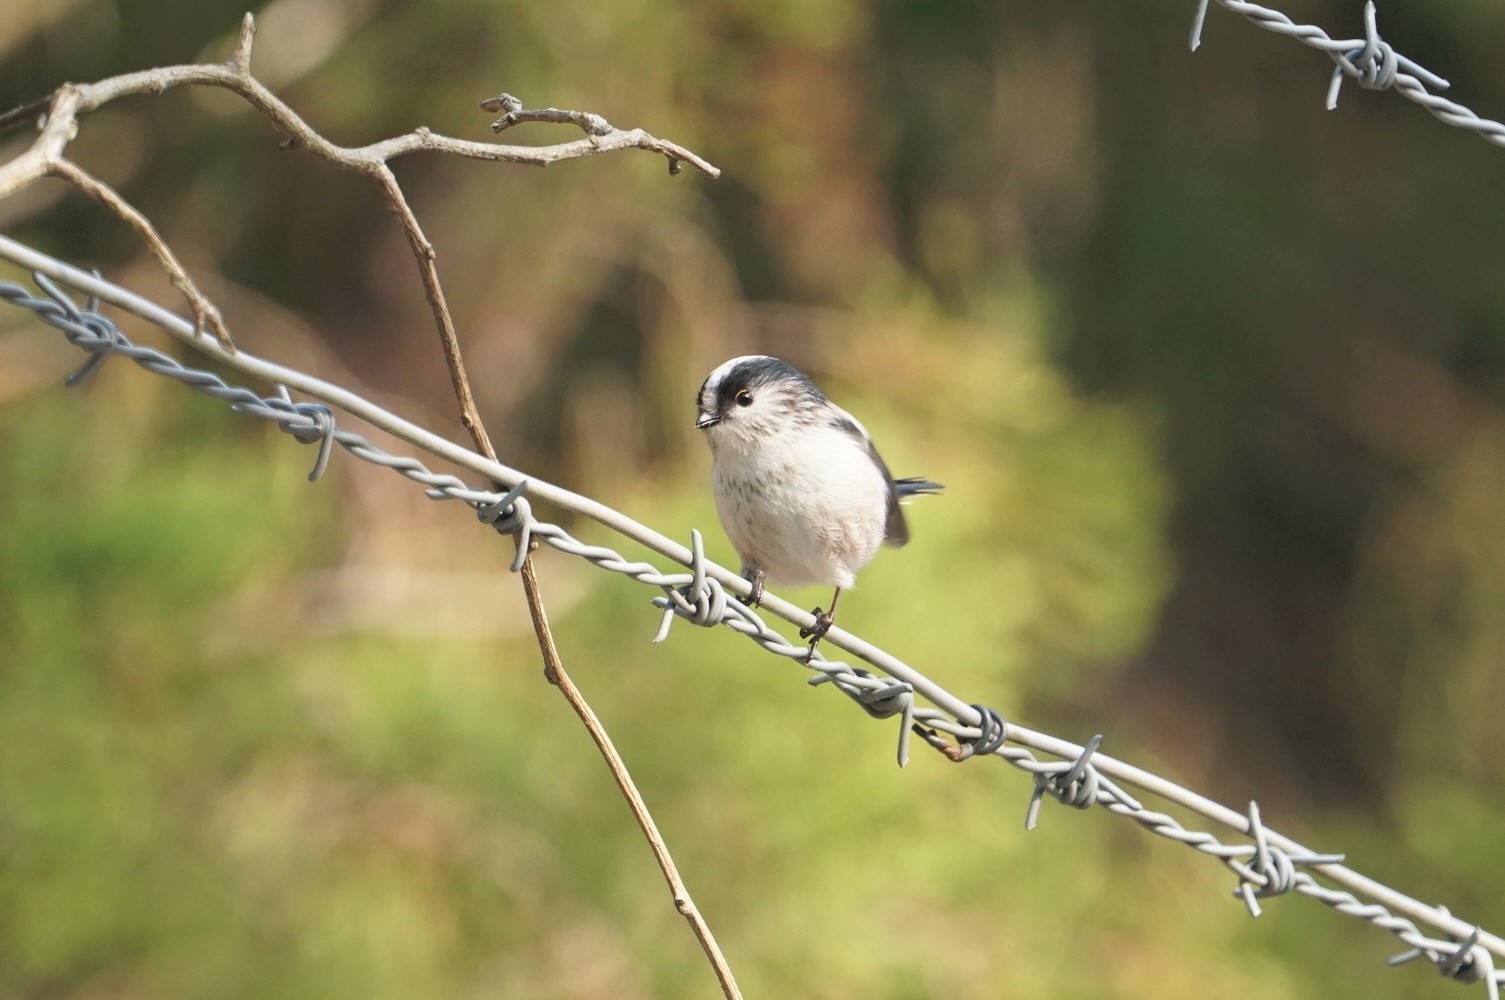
[2,0,1504,997]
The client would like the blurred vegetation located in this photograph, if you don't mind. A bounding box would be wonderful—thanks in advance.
[2,1,1504,997]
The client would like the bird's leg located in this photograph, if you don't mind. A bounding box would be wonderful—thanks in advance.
[741,565,766,608]
[799,587,842,653]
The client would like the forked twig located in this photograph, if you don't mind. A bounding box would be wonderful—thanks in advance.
[420,156,741,995]
[416,90,738,987]
[0,12,719,354]
[47,158,232,349]
[377,32,739,1000]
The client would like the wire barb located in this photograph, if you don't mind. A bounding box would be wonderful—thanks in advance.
[1025,733,1104,830]
[477,480,535,569]
[24,272,122,386]
[1228,801,1345,917]
[287,401,337,481]
[1188,0,1211,51]
[935,703,1008,763]
[1390,918,1499,998]
[651,528,728,639]
[1190,0,1505,149]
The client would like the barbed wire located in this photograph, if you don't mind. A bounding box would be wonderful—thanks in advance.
[1,252,1500,998]
[1193,0,1505,148]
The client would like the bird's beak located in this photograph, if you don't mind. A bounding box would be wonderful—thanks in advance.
[695,410,721,429]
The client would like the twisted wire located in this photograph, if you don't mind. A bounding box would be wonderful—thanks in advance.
[3,271,1500,996]
[1192,0,1505,149]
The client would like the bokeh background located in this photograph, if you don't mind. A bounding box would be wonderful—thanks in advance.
[3,1,1504,997]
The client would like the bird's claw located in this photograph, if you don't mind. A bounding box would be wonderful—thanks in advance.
[746,575,764,608]
[799,607,834,642]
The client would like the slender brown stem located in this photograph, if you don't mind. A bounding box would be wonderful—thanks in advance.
[371,167,498,459]
[409,54,737,998]
[516,555,742,999]
[0,95,49,134]
[422,174,740,996]
[47,158,234,350]
[429,248,742,996]
[427,184,742,999]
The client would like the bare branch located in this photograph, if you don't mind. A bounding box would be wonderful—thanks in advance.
[0,86,81,196]
[47,43,719,178]
[409,94,735,989]
[370,163,498,458]
[516,554,744,1000]
[0,11,720,356]
[46,158,233,350]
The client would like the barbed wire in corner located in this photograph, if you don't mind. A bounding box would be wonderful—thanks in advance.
[2,261,1501,997]
[1190,0,1505,149]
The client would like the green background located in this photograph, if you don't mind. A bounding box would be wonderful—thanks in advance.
[2,1,1504,997]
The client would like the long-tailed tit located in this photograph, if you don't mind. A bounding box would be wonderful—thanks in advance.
[695,355,942,652]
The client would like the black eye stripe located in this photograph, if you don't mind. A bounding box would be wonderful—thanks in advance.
[705,357,828,417]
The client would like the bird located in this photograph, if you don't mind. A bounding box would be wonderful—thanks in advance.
[694,355,943,653]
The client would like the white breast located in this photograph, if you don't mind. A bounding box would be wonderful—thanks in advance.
[712,424,889,590]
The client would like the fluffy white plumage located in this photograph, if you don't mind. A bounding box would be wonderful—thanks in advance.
[695,355,941,630]
[711,401,889,589]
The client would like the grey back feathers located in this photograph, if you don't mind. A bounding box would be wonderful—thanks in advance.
[827,407,912,547]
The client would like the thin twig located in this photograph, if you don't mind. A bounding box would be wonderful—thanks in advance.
[516,554,743,999]
[0,14,721,180]
[370,165,498,458]
[407,55,738,998]
[420,171,743,997]
[425,207,744,991]
[0,95,50,135]
[481,92,613,136]
[46,158,233,350]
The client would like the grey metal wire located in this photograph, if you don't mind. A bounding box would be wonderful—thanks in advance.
[1191,0,1505,149]
[1,267,1500,998]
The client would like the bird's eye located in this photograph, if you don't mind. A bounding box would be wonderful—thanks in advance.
[734,389,753,407]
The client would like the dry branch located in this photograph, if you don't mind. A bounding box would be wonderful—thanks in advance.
[0,12,718,352]
[516,554,743,999]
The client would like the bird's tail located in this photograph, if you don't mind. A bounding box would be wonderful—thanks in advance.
[894,477,944,497]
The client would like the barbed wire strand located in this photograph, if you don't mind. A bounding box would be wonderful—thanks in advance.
[1191,0,1505,148]
[1,251,1499,997]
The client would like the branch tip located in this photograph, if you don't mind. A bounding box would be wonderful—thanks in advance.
[232,13,256,71]
[482,93,615,137]
[480,93,523,115]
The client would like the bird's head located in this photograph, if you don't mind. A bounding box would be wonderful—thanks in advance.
[695,355,827,452]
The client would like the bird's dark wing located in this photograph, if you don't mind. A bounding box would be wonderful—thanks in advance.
[828,405,912,547]
[893,477,944,496]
